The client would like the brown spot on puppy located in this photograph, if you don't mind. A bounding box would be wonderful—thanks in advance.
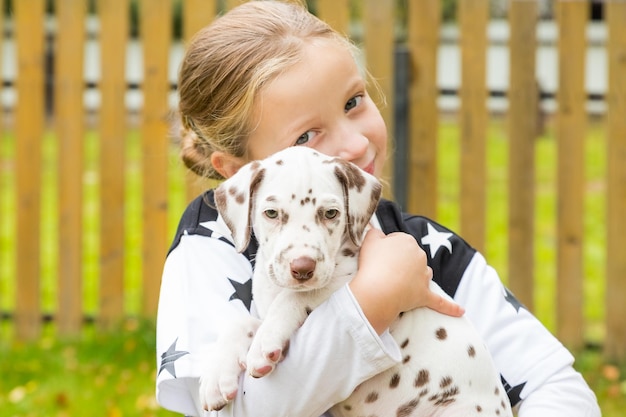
[365,392,379,403]
[389,373,400,388]
[468,345,476,357]
[435,327,448,340]
[415,369,430,387]
[396,398,419,417]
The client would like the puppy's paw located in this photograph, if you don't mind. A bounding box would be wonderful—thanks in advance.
[199,317,260,411]
[246,331,289,378]
[199,361,243,411]
[247,350,279,378]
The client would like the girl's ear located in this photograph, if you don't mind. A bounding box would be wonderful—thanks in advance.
[211,151,246,179]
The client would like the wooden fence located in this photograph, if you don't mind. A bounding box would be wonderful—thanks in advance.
[1,0,625,361]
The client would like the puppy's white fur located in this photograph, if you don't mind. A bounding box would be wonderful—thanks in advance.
[200,147,512,417]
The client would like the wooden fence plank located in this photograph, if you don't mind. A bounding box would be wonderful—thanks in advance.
[555,0,587,350]
[605,0,626,362]
[183,0,218,202]
[55,0,86,335]
[0,0,5,323]
[459,0,488,253]
[99,0,129,329]
[0,2,3,134]
[14,0,46,340]
[507,0,537,310]
[363,0,394,196]
[407,0,440,218]
[183,0,216,34]
[317,0,350,37]
[225,0,245,12]
[141,0,172,316]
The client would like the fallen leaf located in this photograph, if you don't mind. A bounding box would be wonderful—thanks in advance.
[602,364,620,382]
[8,386,26,403]
[56,391,69,408]
[107,405,123,417]
[125,318,140,332]
[124,339,137,353]
[607,383,621,398]
[138,361,150,373]
[135,394,159,411]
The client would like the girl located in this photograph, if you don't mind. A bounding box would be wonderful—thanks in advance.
[156,1,600,416]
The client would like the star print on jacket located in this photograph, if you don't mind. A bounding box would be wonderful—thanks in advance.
[375,204,476,299]
[168,195,223,255]
[168,191,258,314]
[199,220,235,247]
[158,338,189,378]
[501,378,526,407]
[421,222,453,258]
[228,278,253,311]
[167,191,259,264]
[504,287,526,313]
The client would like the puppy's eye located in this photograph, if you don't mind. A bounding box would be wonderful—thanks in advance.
[264,209,279,219]
[324,209,339,219]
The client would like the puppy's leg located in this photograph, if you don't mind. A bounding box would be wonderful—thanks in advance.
[247,290,329,378]
[200,316,261,411]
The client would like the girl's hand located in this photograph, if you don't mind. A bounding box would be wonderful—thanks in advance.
[349,228,464,334]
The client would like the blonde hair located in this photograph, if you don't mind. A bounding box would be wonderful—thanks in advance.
[178,0,359,180]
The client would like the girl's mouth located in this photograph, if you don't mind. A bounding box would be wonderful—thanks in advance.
[362,159,375,175]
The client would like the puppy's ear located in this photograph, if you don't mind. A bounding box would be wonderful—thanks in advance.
[214,161,265,252]
[333,160,382,246]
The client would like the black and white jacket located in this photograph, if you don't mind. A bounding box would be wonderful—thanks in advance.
[156,191,600,417]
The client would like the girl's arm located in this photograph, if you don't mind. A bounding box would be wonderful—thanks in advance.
[454,252,601,417]
[156,233,402,417]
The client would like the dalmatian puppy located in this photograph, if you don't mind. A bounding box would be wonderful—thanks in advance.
[201,147,512,417]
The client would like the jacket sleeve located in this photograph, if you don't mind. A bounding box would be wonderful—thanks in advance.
[156,231,402,417]
[453,252,601,417]
[378,202,600,417]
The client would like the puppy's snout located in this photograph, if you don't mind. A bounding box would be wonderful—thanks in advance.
[290,256,316,281]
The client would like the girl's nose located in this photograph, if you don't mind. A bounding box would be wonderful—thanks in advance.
[334,130,369,162]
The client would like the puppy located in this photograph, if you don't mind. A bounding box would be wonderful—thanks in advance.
[201,147,512,417]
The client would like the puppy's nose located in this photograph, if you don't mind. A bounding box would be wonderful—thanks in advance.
[290,257,316,281]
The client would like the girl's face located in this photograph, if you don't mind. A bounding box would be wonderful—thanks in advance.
[246,38,388,178]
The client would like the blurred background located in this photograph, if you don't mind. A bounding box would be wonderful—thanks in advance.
[0,0,625,415]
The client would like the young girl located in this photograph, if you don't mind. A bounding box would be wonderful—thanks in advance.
[156,1,600,416]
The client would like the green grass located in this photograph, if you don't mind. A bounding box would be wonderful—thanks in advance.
[1,118,624,415]
[0,319,178,417]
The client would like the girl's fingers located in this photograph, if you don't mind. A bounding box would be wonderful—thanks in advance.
[426,292,465,317]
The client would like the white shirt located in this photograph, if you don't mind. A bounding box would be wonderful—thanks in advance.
[156,194,600,417]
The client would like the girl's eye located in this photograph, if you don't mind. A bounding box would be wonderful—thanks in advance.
[324,209,339,219]
[344,95,362,112]
[295,130,316,146]
[264,209,279,219]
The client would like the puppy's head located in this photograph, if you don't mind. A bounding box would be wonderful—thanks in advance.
[214,147,382,289]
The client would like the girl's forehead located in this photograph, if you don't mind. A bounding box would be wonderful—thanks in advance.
[270,39,358,90]
[257,40,362,113]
